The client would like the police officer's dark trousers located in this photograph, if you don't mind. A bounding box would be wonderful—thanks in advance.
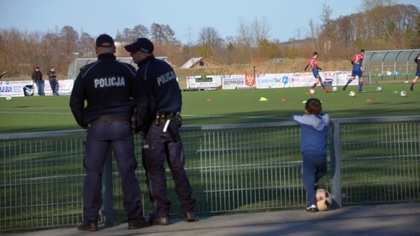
[82,120,143,222]
[142,120,196,218]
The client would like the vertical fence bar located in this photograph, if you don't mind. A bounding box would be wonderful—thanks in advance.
[331,121,343,208]
[102,147,114,227]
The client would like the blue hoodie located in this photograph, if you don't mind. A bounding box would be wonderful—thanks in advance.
[291,113,330,156]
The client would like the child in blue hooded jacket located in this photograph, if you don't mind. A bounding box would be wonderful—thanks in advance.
[291,98,330,212]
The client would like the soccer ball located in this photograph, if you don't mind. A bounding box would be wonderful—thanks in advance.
[5,95,12,101]
[349,91,356,97]
[309,89,315,94]
[316,188,332,211]
[376,86,382,92]
[400,90,407,97]
[332,86,338,92]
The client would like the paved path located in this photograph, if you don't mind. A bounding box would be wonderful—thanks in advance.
[7,203,420,236]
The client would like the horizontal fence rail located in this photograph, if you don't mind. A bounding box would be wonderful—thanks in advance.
[1,116,420,233]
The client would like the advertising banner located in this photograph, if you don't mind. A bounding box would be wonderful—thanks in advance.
[0,80,74,97]
[335,71,352,85]
[0,80,33,97]
[288,71,350,88]
[290,72,319,88]
[1,71,352,98]
[186,75,222,90]
[256,73,292,89]
[222,74,256,90]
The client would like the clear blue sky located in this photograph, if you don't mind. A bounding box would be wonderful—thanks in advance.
[0,0,419,44]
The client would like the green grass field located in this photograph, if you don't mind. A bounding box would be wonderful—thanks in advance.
[0,82,418,133]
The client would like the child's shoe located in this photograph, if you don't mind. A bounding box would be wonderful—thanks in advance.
[306,204,318,213]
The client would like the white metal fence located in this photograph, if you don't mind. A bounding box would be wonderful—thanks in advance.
[1,116,420,233]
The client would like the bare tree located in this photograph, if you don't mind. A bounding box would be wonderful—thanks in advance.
[237,17,270,46]
[27,31,47,71]
[196,27,223,59]
[352,1,419,49]
[40,33,60,69]
[59,26,79,55]
[115,24,149,43]
[235,17,271,63]
[251,17,270,45]
[307,19,318,47]
[319,4,333,38]
[361,0,396,39]
[78,32,95,57]
[197,27,223,48]
[0,29,32,75]
[132,24,149,40]
[56,26,79,75]
[150,23,177,46]
[115,28,131,42]
[361,0,396,11]
[237,18,253,47]
[404,13,420,49]
[318,4,335,58]
[333,15,354,48]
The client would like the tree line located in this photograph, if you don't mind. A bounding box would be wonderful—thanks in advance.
[0,0,418,77]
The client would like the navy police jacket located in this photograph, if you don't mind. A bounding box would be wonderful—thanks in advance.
[69,53,148,130]
[136,55,182,114]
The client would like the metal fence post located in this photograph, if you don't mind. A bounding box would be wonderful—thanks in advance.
[102,147,114,227]
[330,121,342,208]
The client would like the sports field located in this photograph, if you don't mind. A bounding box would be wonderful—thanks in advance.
[0,83,417,134]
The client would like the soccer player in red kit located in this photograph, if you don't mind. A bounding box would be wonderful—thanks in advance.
[343,49,365,93]
[304,52,328,93]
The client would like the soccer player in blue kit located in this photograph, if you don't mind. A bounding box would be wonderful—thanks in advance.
[343,49,365,92]
[304,51,329,93]
[291,98,330,212]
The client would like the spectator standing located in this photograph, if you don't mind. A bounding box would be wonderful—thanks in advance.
[125,38,196,226]
[47,67,59,95]
[70,34,151,231]
[290,98,330,212]
[31,66,45,96]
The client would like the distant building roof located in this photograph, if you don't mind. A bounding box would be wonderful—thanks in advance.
[180,57,221,69]
[181,57,202,69]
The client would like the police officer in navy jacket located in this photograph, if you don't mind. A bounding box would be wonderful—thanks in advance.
[125,38,196,226]
[70,34,151,231]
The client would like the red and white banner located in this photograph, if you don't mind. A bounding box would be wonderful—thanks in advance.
[222,74,256,90]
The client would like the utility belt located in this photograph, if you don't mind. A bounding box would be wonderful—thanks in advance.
[96,115,132,122]
[87,114,131,128]
[155,112,181,126]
